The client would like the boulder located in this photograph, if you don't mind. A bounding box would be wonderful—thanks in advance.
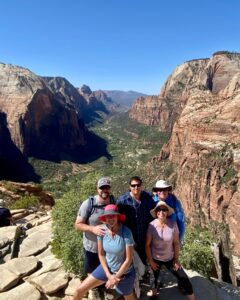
[19,222,52,257]
[0,282,41,300]
[65,278,81,296]
[36,247,53,261]
[0,267,19,292]
[4,256,39,277]
[27,256,63,279]
[0,244,10,258]
[10,209,27,215]
[28,269,69,295]
[0,226,22,261]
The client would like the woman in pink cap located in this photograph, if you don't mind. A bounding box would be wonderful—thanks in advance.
[74,204,135,300]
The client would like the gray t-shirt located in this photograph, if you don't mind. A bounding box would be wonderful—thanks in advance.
[78,195,108,253]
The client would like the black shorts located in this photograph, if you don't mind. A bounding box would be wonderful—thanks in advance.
[83,248,100,274]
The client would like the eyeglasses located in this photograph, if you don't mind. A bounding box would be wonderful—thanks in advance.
[130,184,141,188]
[156,208,168,212]
[99,185,111,190]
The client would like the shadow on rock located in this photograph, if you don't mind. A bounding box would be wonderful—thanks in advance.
[0,112,41,182]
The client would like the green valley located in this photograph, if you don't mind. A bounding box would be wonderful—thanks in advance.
[30,112,170,198]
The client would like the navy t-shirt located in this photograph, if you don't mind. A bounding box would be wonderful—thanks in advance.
[0,208,11,227]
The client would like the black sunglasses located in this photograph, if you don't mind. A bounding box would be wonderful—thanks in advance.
[130,184,141,188]
[156,208,168,212]
[99,185,111,190]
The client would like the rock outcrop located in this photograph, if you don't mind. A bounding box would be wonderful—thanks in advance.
[79,84,108,113]
[0,63,87,161]
[93,89,120,112]
[43,77,87,115]
[146,52,240,284]
[0,181,55,207]
[129,58,209,131]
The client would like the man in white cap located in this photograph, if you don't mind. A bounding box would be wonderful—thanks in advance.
[75,177,115,300]
[0,199,13,227]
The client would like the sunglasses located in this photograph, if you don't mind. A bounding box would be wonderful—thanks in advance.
[99,185,111,190]
[130,184,141,188]
[156,208,168,212]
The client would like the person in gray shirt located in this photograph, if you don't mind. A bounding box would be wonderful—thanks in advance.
[75,177,115,299]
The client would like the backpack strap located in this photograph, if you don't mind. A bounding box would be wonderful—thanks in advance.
[109,195,115,204]
[85,196,95,224]
[85,195,115,224]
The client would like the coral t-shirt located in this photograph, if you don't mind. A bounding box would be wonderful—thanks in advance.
[147,218,179,261]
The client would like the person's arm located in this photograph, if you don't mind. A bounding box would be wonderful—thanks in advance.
[115,244,133,279]
[172,226,181,271]
[145,233,158,271]
[74,200,105,236]
[175,200,185,242]
[75,216,105,236]
[97,240,120,289]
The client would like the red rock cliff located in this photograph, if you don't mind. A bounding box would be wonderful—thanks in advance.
[155,52,240,283]
[0,63,86,159]
[129,58,209,131]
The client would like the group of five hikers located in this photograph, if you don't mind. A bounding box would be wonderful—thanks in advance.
[74,176,195,300]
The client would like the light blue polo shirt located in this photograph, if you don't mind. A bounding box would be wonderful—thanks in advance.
[98,224,134,274]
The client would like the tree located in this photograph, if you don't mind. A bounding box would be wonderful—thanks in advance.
[180,226,215,278]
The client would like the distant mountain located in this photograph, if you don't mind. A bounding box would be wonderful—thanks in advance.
[103,90,147,110]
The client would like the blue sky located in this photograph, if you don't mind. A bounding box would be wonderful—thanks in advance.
[1,0,240,94]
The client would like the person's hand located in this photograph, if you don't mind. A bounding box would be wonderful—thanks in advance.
[173,259,181,271]
[92,225,105,236]
[149,260,159,271]
[105,274,120,289]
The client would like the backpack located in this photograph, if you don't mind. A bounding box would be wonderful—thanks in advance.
[85,195,115,224]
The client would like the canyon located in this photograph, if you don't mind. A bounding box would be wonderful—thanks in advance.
[1,52,240,286]
[130,51,240,284]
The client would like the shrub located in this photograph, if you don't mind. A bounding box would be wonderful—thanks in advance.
[51,173,99,275]
[180,226,215,278]
[10,195,39,209]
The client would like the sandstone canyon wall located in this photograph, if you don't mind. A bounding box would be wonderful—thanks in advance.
[129,58,209,131]
[0,63,87,162]
[131,52,240,283]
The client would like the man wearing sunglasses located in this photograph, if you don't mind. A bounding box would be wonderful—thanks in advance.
[75,177,115,300]
[116,176,155,265]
